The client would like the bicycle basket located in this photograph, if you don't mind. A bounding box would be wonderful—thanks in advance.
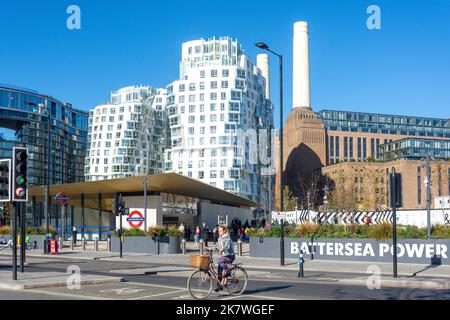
[190,255,210,269]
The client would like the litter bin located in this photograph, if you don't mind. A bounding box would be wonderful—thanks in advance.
[43,238,49,254]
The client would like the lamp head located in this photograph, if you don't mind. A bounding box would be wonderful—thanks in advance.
[255,42,269,50]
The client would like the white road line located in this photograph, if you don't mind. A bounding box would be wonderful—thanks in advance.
[128,289,186,300]
[26,288,112,300]
[126,282,188,291]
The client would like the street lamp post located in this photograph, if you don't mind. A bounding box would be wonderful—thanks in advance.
[256,42,284,266]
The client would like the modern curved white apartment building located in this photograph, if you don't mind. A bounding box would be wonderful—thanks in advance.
[165,37,274,204]
[85,85,167,181]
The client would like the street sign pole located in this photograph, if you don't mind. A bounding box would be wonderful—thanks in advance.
[390,170,399,278]
[280,218,285,266]
[12,202,17,280]
[119,193,123,259]
[20,202,25,272]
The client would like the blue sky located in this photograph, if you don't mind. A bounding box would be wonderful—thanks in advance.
[0,0,449,128]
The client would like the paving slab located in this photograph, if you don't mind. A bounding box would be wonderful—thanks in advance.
[0,270,123,290]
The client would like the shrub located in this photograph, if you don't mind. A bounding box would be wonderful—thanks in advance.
[399,225,427,239]
[431,224,450,239]
[0,226,11,235]
[148,226,167,237]
[368,223,394,240]
[295,224,320,238]
[166,226,183,237]
[122,228,149,237]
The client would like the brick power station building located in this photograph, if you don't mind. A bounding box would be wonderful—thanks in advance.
[277,22,450,211]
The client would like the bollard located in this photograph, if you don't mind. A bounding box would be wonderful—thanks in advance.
[199,239,204,255]
[71,238,74,250]
[59,237,63,252]
[181,239,186,255]
[107,238,111,252]
[298,250,305,278]
[82,237,86,251]
[94,238,99,252]
[237,240,243,257]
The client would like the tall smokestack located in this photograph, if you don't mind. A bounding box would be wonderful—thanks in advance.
[293,21,311,109]
[257,54,270,100]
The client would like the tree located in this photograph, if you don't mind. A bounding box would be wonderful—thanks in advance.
[279,186,297,212]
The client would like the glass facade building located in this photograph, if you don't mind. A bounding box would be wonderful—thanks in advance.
[318,110,450,138]
[380,138,450,161]
[0,84,89,187]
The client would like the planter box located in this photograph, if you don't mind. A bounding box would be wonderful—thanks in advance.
[111,236,181,254]
[250,237,450,265]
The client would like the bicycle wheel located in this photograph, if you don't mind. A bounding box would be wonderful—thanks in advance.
[225,266,248,296]
[26,242,33,250]
[187,270,213,299]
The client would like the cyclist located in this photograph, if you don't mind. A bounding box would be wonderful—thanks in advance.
[214,225,235,292]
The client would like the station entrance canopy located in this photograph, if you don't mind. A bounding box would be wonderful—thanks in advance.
[29,173,257,210]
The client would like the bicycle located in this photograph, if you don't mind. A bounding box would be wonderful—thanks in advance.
[0,238,13,250]
[187,248,248,299]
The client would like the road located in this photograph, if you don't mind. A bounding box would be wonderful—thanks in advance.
[0,255,449,300]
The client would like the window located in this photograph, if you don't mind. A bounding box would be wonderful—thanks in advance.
[210,114,217,122]
[179,96,185,103]
[222,69,229,77]
[210,93,217,100]
[200,127,205,134]
[211,70,218,78]
[221,92,227,100]
[200,82,205,90]
[200,70,205,78]
[417,167,422,206]
[179,84,185,92]
[210,170,217,178]
[189,105,196,113]
[198,171,204,179]
[188,127,195,135]
[210,81,218,89]
[221,81,228,89]
[210,126,217,134]
[189,83,196,91]
[210,103,216,112]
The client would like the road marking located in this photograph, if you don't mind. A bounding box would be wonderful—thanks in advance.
[126,282,188,291]
[128,289,186,300]
[26,288,112,300]
[99,287,146,295]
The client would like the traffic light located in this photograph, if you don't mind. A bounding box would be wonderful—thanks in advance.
[389,172,403,209]
[12,147,28,202]
[0,159,11,202]
[115,193,128,216]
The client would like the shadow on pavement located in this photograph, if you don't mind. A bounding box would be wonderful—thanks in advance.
[243,285,293,295]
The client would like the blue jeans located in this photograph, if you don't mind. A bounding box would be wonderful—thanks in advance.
[217,255,235,282]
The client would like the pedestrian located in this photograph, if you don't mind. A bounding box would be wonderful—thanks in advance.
[72,226,77,245]
[187,226,192,241]
[239,227,245,242]
[213,225,219,245]
[203,224,210,247]
[214,225,235,292]
[364,213,372,226]
[194,226,201,245]
[178,223,185,239]
[261,218,266,229]
[243,219,250,230]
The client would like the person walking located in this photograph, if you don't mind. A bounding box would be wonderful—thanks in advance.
[203,224,210,247]
[178,223,185,239]
[213,225,219,245]
[215,225,235,292]
[72,226,77,245]
[194,226,201,245]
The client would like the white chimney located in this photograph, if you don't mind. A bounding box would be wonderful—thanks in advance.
[257,54,270,100]
[293,21,311,109]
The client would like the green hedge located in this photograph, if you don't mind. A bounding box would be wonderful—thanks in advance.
[113,226,182,237]
[246,223,450,240]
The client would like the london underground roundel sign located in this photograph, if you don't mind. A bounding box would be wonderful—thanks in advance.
[127,211,145,229]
